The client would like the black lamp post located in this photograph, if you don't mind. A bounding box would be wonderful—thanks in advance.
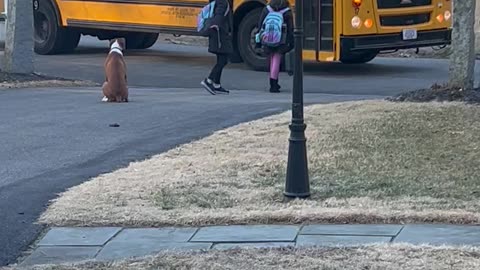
[284,0,310,199]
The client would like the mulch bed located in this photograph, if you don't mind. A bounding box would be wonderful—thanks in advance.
[387,83,480,104]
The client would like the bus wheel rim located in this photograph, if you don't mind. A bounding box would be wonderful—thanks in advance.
[34,13,50,44]
[248,26,266,59]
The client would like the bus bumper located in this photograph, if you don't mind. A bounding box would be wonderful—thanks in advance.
[340,28,452,53]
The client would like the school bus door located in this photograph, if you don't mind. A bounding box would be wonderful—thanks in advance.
[302,0,336,62]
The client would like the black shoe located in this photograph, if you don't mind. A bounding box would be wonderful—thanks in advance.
[201,79,216,95]
[269,78,281,93]
[214,86,230,95]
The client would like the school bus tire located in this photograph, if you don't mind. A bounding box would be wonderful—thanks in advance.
[139,33,160,49]
[229,36,243,63]
[125,33,159,50]
[237,8,268,71]
[34,0,80,55]
[340,50,378,64]
[125,33,145,50]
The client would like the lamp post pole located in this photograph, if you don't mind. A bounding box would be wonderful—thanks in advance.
[284,0,310,199]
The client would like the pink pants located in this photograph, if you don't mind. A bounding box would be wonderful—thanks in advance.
[269,53,282,80]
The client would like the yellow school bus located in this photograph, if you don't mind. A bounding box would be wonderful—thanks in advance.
[4,0,452,70]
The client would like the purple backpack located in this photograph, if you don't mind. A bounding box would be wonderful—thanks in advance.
[260,5,289,47]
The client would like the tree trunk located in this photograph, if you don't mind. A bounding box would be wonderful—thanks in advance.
[3,0,34,74]
[475,0,480,54]
[449,0,476,90]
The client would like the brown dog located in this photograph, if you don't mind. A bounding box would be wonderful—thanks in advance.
[102,38,128,102]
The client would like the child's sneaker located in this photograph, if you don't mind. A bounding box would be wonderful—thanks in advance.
[201,79,216,95]
[214,86,230,94]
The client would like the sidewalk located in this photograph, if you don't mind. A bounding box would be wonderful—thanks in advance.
[19,224,480,267]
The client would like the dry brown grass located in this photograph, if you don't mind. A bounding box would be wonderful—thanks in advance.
[39,101,480,226]
[24,245,480,270]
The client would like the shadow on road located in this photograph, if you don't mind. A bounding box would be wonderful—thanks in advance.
[303,61,431,77]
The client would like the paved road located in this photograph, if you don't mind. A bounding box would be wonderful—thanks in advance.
[27,36,480,95]
[0,87,377,266]
[1,36,480,267]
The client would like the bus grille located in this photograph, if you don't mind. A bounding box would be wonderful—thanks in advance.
[377,0,431,9]
[380,13,430,26]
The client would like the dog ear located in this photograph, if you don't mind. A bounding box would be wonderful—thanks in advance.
[117,38,126,50]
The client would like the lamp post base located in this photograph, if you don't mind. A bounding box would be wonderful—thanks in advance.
[284,122,310,199]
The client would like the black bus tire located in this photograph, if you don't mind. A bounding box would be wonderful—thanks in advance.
[34,0,80,54]
[59,29,81,53]
[126,33,159,50]
[138,33,159,49]
[237,8,268,71]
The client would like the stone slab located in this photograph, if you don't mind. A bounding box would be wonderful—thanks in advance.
[20,246,101,266]
[190,225,300,243]
[95,227,209,260]
[111,228,199,243]
[394,224,480,246]
[213,242,294,250]
[296,235,392,247]
[38,227,122,246]
[301,224,403,236]
[96,242,212,260]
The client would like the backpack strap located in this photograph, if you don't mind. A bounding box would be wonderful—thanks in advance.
[211,0,230,17]
[266,5,274,13]
[279,7,290,14]
[224,1,230,16]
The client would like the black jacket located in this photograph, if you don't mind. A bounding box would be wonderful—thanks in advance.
[208,0,234,55]
[257,5,294,54]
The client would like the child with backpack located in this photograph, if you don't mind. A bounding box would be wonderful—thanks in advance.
[256,0,294,93]
[197,0,233,95]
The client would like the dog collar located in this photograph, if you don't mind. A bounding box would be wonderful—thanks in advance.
[109,47,123,56]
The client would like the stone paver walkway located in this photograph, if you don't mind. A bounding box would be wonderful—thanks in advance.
[20,224,480,266]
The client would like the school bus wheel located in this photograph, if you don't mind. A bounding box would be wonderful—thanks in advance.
[34,0,80,55]
[125,33,159,50]
[139,33,160,49]
[340,50,378,64]
[237,8,268,71]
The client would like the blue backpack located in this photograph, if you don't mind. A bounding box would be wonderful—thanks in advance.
[259,5,289,47]
[197,1,230,37]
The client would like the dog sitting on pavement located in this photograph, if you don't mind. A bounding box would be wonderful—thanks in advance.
[102,38,129,102]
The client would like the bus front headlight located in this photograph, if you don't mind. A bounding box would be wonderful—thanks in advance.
[444,10,451,21]
[352,16,362,29]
